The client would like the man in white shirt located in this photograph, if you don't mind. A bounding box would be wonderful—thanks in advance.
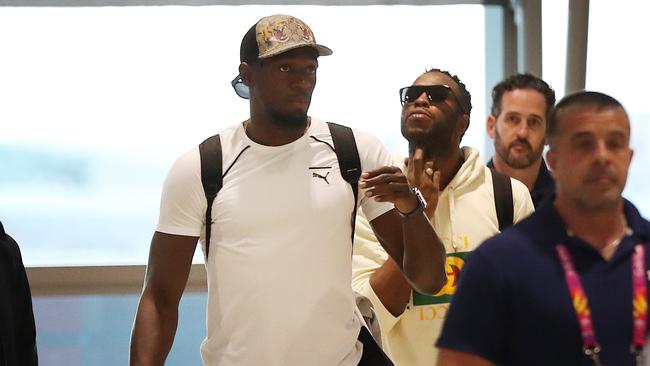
[130,14,447,366]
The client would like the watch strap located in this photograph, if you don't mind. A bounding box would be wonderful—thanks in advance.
[396,187,427,219]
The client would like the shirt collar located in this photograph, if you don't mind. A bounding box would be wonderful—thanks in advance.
[543,199,650,261]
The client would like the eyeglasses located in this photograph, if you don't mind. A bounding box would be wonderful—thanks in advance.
[399,84,467,114]
[231,74,250,99]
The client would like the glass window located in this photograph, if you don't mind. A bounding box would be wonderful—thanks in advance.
[585,1,650,216]
[0,4,494,266]
[34,293,206,365]
[542,0,569,99]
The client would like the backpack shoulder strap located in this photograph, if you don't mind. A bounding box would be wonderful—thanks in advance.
[490,168,514,232]
[199,134,223,259]
[327,122,361,244]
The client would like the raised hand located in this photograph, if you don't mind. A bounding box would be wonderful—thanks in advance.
[407,148,440,217]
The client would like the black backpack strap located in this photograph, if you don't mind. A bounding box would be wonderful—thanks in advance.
[490,168,514,232]
[199,134,223,259]
[327,122,361,245]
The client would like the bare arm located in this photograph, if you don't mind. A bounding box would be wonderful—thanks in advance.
[368,255,412,317]
[365,148,446,305]
[363,149,446,295]
[130,231,198,366]
[369,206,445,295]
[436,349,495,366]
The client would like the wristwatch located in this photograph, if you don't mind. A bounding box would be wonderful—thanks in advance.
[396,187,427,219]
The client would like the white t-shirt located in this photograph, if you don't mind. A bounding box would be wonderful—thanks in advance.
[157,118,394,366]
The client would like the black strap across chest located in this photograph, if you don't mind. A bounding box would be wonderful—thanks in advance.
[198,122,361,259]
[490,167,514,232]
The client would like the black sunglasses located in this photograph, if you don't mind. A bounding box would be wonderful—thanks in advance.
[231,73,250,99]
[399,85,467,114]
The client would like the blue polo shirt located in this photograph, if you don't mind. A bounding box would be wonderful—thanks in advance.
[436,200,650,365]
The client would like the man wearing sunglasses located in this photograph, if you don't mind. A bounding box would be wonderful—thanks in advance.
[352,69,534,366]
[487,73,556,208]
[131,14,447,366]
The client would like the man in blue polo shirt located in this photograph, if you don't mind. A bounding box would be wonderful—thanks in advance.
[436,91,650,365]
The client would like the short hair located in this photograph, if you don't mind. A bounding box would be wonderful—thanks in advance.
[547,91,627,148]
[491,73,556,117]
[425,68,472,116]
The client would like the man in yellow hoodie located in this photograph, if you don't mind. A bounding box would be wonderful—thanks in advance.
[351,69,534,366]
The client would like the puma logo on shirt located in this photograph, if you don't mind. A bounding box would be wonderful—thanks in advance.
[312,171,330,184]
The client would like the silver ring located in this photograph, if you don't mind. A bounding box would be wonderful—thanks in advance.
[425,167,434,176]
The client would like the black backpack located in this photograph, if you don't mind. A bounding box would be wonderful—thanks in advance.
[198,122,396,365]
[198,128,515,255]
[198,122,361,258]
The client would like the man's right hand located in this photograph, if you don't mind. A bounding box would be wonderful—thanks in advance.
[407,148,441,217]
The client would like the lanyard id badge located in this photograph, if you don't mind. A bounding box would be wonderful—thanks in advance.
[556,244,647,365]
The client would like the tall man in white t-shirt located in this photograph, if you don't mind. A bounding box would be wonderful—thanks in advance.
[130,14,447,366]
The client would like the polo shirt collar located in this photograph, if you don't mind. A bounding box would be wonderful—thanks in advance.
[531,161,555,207]
[541,199,650,262]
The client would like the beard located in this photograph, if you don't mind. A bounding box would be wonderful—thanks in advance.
[494,128,543,169]
[401,114,457,158]
[267,107,309,129]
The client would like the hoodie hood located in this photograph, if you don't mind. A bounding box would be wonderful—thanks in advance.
[392,147,491,250]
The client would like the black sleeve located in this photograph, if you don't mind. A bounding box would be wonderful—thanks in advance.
[1,225,39,366]
[435,249,508,364]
